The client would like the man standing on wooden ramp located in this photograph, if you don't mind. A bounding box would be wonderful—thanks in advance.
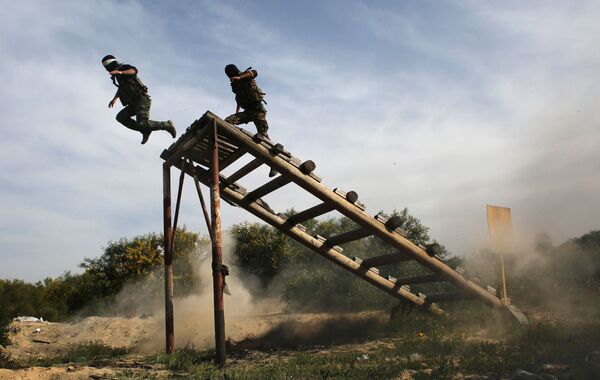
[102,55,176,144]
[224,64,276,176]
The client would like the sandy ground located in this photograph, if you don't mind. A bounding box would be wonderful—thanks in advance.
[0,311,389,379]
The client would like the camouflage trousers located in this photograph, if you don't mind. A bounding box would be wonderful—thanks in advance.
[116,94,167,133]
[225,104,269,139]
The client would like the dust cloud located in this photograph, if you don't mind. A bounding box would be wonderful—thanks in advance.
[78,233,283,351]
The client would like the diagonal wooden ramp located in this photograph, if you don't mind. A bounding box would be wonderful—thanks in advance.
[161,111,527,325]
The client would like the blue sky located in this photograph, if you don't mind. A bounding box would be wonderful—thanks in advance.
[1,0,599,281]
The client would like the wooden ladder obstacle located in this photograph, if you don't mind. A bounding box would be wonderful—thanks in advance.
[161,111,528,326]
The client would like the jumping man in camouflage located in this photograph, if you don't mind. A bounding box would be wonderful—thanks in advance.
[102,55,176,144]
[224,64,270,139]
[224,64,276,176]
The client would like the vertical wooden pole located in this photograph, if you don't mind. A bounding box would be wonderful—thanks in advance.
[209,120,226,367]
[162,163,175,353]
[500,253,509,304]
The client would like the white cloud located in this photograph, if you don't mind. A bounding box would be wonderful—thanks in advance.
[1,1,599,280]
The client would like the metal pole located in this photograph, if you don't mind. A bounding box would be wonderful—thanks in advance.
[500,253,509,304]
[162,163,175,354]
[209,120,226,367]
[190,160,214,241]
[171,159,187,251]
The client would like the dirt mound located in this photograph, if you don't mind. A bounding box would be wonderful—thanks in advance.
[2,310,390,362]
[3,316,157,361]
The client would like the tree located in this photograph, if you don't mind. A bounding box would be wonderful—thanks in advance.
[230,222,290,288]
[227,208,451,312]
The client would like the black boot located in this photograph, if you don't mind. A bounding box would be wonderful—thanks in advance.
[141,131,151,144]
[164,120,176,138]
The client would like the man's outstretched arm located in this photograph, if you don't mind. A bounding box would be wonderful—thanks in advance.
[230,69,257,82]
[109,92,119,108]
[109,67,137,76]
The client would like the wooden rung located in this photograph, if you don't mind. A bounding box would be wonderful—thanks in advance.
[426,292,475,303]
[286,203,334,226]
[225,158,263,184]
[361,252,412,268]
[219,148,247,170]
[395,274,441,285]
[244,175,292,202]
[325,227,372,246]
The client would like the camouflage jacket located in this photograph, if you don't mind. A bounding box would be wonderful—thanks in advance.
[230,69,265,109]
[112,63,148,106]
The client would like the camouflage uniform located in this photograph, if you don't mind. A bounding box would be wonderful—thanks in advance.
[111,63,172,137]
[224,69,270,138]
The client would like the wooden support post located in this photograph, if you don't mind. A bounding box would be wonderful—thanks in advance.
[209,121,226,367]
[162,163,175,354]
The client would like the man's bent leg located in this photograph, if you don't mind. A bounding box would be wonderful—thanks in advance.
[252,109,276,176]
[116,106,140,131]
[253,110,270,140]
[136,96,165,131]
[136,96,176,143]
[225,110,252,125]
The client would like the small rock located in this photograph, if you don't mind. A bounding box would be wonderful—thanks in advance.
[356,354,369,361]
[464,375,492,380]
[585,350,600,368]
[539,363,569,373]
[511,369,544,379]
[409,353,424,362]
[66,366,75,372]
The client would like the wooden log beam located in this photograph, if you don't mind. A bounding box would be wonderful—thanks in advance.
[190,165,443,315]
[243,175,292,202]
[325,227,372,247]
[205,111,504,310]
[162,121,209,166]
[361,252,412,267]
[286,202,334,226]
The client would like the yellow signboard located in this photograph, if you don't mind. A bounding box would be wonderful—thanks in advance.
[486,205,513,254]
